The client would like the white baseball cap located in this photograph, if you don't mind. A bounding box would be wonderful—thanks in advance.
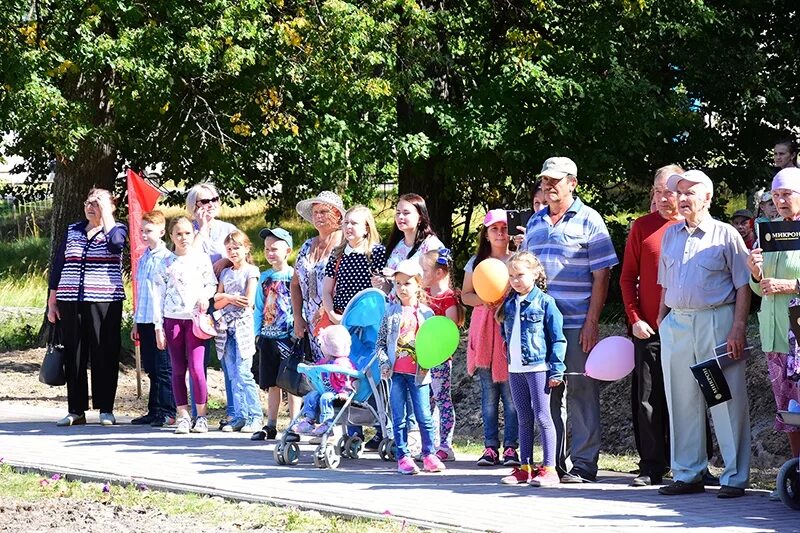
[537,157,578,180]
[383,259,423,279]
[666,169,714,198]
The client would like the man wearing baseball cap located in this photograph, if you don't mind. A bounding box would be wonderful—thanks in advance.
[730,209,755,249]
[657,170,751,498]
[523,156,618,483]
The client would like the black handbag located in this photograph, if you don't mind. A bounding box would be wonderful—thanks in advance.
[275,336,314,397]
[39,323,66,386]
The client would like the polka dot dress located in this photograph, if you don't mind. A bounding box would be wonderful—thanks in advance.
[325,244,387,312]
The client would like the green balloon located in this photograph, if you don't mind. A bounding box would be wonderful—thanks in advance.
[416,316,460,370]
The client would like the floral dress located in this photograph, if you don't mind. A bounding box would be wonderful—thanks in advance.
[294,238,330,362]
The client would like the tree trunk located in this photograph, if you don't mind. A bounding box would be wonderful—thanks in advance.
[397,151,454,247]
[49,141,117,270]
[395,0,455,247]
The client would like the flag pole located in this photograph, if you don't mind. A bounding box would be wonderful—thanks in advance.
[135,342,142,398]
[126,167,163,400]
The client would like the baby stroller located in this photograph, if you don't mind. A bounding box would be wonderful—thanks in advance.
[273,288,393,469]
[776,410,800,509]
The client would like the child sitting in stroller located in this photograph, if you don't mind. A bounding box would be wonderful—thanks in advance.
[291,325,357,436]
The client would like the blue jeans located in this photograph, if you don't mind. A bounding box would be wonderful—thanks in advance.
[301,390,335,423]
[477,368,518,448]
[223,336,262,423]
[389,373,435,460]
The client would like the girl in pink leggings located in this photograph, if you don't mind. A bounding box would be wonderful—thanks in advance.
[153,217,218,434]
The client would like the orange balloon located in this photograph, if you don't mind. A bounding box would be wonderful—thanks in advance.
[472,258,509,303]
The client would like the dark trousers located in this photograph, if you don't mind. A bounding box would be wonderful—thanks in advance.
[632,334,670,476]
[632,333,714,476]
[137,323,176,418]
[59,300,122,415]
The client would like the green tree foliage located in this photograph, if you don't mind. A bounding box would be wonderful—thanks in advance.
[1,0,798,262]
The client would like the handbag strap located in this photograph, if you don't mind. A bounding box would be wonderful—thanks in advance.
[48,322,61,346]
[330,254,343,296]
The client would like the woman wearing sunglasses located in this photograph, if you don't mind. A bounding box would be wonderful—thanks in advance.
[185,182,241,430]
[186,182,239,275]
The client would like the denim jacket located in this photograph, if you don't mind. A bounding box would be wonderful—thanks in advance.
[499,287,567,381]
[376,302,435,386]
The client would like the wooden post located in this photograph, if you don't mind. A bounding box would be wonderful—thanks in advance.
[135,342,142,398]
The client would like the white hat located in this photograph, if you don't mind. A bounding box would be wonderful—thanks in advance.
[383,259,423,279]
[537,157,578,180]
[295,191,346,224]
[666,170,714,198]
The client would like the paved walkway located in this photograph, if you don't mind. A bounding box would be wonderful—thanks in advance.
[0,402,797,532]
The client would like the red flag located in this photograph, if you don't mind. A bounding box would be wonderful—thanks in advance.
[127,169,162,310]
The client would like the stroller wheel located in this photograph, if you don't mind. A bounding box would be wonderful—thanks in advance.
[777,457,800,510]
[324,443,341,469]
[273,443,286,465]
[283,442,300,466]
[336,435,349,458]
[314,445,326,468]
[378,438,395,461]
[346,436,364,459]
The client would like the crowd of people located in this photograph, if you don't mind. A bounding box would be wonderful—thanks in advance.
[44,139,800,495]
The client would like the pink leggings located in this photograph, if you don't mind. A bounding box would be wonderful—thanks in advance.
[164,318,207,406]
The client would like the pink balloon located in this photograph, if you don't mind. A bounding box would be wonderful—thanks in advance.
[584,336,634,381]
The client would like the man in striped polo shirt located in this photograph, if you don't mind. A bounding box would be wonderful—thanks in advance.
[524,157,618,483]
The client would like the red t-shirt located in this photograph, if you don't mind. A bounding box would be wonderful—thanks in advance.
[620,211,681,328]
[426,288,458,317]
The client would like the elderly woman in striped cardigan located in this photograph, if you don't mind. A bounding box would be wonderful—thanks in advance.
[47,188,128,427]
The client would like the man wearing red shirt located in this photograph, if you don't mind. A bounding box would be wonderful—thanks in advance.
[620,165,683,486]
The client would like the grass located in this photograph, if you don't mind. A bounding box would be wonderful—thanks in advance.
[0,463,428,532]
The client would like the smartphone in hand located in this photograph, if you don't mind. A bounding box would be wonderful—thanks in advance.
[506,209,533,236]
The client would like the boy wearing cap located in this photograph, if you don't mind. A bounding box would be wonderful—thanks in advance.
[657,170,751,498]
[251,227,299,440]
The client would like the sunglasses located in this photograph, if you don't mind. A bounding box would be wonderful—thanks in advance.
[196,196,220,206]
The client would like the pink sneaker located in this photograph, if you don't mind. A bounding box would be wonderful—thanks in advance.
[397,456,420,475]
[529,468,560,487]
[500,467,530,485]
[435,448,456,462]
[422,454,446,473]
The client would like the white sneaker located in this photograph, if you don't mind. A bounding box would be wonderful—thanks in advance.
[241,418,263,433]
[191,416,209,433]
[408,429,422,456]
[99,413,116,426]
[175,417,191,434]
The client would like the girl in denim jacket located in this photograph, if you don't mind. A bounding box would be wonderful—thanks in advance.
[377,259,447,475]
[497,251,566,487]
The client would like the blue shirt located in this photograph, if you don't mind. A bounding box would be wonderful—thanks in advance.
[134,241,172,324]
[254,267,294,338]
[523,197,618,328]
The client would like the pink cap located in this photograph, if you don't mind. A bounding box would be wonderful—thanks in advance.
[483,209,507,227]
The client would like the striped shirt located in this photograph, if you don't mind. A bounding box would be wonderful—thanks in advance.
[133,242,172,324]
[49,221,127,302]
[523,197,618,328]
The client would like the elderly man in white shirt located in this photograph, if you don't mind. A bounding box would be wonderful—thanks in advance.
[656,170,751,499]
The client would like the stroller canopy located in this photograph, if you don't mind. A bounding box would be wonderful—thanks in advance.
[341,288,387,401]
